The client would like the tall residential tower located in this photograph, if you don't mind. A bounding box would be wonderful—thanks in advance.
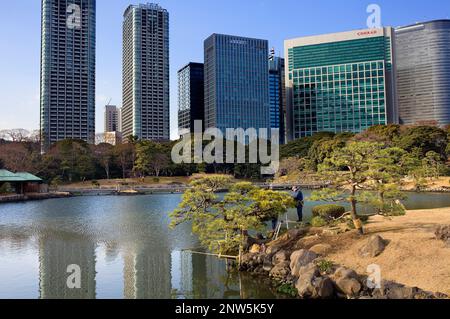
[285,28,398,140]
[204,34,270,138]
[40,0,96,150]
[122,3,170,141]
[395,20,450,127]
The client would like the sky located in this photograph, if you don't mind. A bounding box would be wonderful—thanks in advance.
[0,0,449,140]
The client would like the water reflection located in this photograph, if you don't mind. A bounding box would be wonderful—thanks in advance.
[38,232,96,299]
[1,192,449,299]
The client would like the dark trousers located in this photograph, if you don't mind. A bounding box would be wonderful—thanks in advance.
[272,218,278,231]
[297,206,303,222]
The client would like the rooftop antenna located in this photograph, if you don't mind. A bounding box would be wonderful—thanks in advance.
[106,98,112,106]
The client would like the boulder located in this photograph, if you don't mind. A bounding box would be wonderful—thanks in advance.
[359,235,388,258]
[269,261,291,280]
[334,267,359,280]
[371,281,443,300]
[335,277,362,297]
[332,267,362,297]
[295,264,320,297]
[435,225,450,246]
[312,276,335,298]
[272,250,290,265]
[309,244,332,256]
[295,264,334,298]
[290,249,318,277]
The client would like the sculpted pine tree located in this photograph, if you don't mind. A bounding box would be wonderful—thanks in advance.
[170,176,294,256]
[366,147,411,216]
[311,142,384,234]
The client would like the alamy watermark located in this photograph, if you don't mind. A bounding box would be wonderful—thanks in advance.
[172,121,280,175]
[67,4,81,30]
[366,264,382,289]
[367,4,382,29]
[66,264,81,289]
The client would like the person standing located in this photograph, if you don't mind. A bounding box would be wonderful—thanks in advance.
[292,186,304,222]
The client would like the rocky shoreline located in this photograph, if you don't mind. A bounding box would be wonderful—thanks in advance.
[239,229,448,299]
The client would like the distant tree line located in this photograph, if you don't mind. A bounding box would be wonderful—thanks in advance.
[0,125,449,186]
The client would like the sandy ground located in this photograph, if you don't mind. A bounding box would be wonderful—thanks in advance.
[322,208,450,295]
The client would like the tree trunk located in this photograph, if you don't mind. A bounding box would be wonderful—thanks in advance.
[350,185,364,235]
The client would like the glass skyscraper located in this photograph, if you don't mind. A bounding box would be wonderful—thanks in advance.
[40,0,96,151]
[285,28,398,140]
[178,63,204,135]
[204,34,270,137]
[122,3,170,141]
[395,20,450,127]
[269,54,286,144]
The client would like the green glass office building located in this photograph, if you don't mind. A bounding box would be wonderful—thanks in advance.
[285,28,398,140]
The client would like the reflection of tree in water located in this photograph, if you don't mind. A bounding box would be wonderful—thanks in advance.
[176,252,278,299]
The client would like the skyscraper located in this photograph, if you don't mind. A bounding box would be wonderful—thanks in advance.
[285,28,398,140]
[104,105,119,133]
[395,20,450,127]
[122,3,170,141]
[204,34,270,137]
[40,0,96,151]
[269,50,286,144]
[178,63,204,136]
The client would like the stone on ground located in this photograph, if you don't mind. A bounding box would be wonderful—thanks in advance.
[359,235,388,258]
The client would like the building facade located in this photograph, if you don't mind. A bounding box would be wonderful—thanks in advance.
[395,20,450,127]
[122,3,169,141]
[104,105,119,132]
[178,63,204,135]
[285,28,398,140]
[269,52,286,144]
[204,34,270,138]
[40,0,96,150]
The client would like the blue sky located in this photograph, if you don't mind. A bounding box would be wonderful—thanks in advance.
[0,0,449,139]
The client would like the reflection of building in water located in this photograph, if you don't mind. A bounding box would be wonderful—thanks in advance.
[39,234,96,299]
[177,251,238,299]
[123,245,172,299]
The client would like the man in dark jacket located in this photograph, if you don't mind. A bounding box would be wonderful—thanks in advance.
[292,186,304,222]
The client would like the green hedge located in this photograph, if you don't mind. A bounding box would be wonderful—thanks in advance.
[312,204,346,220]
[311,216,328,227]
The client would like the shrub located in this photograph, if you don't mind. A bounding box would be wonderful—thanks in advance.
[277,283,298,297]
[317,260,334,273]
[0,183,12,194]
[153,177,160,183]
[91,180,100,188]
[311,216,328,227]
[312,204,346,220]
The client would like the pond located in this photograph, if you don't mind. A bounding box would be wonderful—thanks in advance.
[0,191,449,299]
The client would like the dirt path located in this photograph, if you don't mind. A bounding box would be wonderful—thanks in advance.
[324,208,450,294]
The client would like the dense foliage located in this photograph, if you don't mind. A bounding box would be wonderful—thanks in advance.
[170,176,295,255]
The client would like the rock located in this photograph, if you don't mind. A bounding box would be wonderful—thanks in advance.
[269,261,291,280]
[309,244,332,256]
[335,277,362,297]
[371,281,444,299]
[312,276,335,298]
[249,244,261,254]
[359,235,388,258]
[272,250,290,265]
[435,225,450,246]
[290,249,318,277]
[295,264,320,297]
[295,264,334,298]
[263,255,274,272]
[334,267,359,280]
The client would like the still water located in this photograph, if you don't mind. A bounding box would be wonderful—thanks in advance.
[0,191,449,299]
